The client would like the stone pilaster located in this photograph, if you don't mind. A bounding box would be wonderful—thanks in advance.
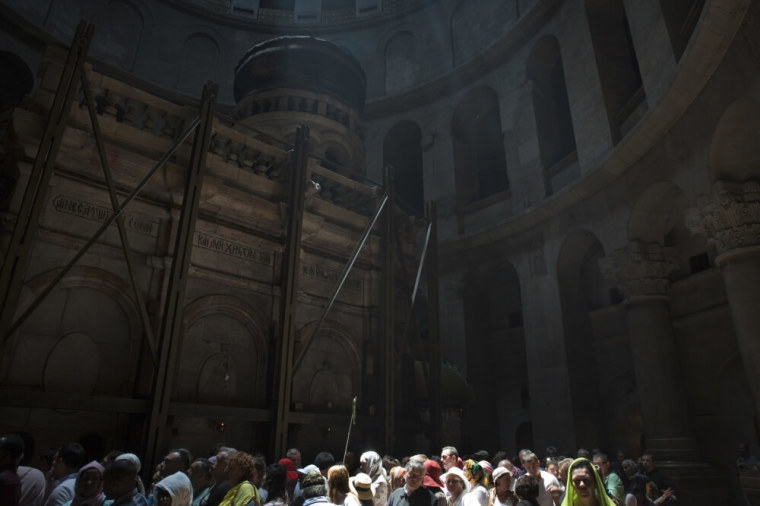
[600,241,698,462]
[687,180,760,434]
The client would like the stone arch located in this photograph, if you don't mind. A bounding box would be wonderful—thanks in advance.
[709,98,760,184]
[584,0,645,143]
[627,181,686,244]
[2,266,142,396]
[461,254,525,450]
[384,31,416,94]
[292,320,361,413]
[176,31,221,96]
[557,229,614,449]
[526,35,577,195]
[659,0,705,61]
[179,294,269,406]
[383,120,424,216]
[93,0,145,72]
[451,85,509,207]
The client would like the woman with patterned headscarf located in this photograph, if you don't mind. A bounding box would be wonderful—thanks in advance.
[560,458,615,506]
[462,460,488,506]
[359,451,388,506]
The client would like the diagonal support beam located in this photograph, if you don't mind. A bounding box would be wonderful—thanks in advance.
[79,69,158,364]
[0,20,93,349]
[144,81,217,472]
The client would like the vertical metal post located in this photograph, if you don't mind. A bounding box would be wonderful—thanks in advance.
[426,201,442,451]
[144,82,217,471]
[273,125,309,459]
[383,166,396,453]
[0,21,93,347]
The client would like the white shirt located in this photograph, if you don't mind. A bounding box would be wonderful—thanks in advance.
[533,470,561,506]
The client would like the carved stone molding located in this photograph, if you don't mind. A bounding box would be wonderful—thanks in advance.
[599,241,679,299]
[685,180,760,256]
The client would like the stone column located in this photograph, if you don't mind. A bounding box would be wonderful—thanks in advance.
[687,180,760,429]
[600,241,698,462]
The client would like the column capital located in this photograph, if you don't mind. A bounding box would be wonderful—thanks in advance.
[599,241,679,299]
[686,180,760,256]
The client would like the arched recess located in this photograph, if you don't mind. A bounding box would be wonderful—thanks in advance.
[383,120,424,216]
[1,266,142,397]
[179,295,268,406]
[558,230,617,450]
[292,321,361,413]
[709,98,760,184]
[385,31,415,94]
[527,35,577,196]
[585,0,646,143]
[452,86,509,207]
[94,0,145,72]
[177,32,220,96]
[461,255,525,451]
[659,0,705,61]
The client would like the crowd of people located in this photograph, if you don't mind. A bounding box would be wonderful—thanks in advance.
[0,434,684,506]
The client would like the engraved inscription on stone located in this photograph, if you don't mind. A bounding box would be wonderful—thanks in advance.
[193,232,274,266]
[301,262,363,290]
[52,194,159,236]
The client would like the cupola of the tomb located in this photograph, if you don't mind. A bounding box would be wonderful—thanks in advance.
[234,36,367,175]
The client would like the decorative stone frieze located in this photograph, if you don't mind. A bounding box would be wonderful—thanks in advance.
[599,241,679,299]
[685,180,760,256]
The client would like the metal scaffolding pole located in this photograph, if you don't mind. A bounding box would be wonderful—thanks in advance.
[383,166,396,453]
[426,201,442,451]
[273,125,309,459]
[291,191,389,375]
[0,21,93,349]
[144,82,218,471]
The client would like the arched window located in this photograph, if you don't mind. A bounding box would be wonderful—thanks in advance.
[527,36,577,195]
[557,231,614,449]
[585,0,645,143]
[383,121,424,216]
[452,86,509,206]
[177,33,220,96]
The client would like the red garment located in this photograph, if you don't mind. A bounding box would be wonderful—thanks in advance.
[278,458,299,481]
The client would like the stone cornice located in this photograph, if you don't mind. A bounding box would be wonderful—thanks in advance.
[599,242,679,299]
[685,180,760,256]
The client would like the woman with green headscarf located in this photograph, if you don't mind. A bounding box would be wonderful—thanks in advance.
[560,459,616,506]
[462,460,489,506]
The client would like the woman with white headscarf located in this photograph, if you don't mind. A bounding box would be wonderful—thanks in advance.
[154,471,193,506]
[359,452,387,506]
[440,467,470,506]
